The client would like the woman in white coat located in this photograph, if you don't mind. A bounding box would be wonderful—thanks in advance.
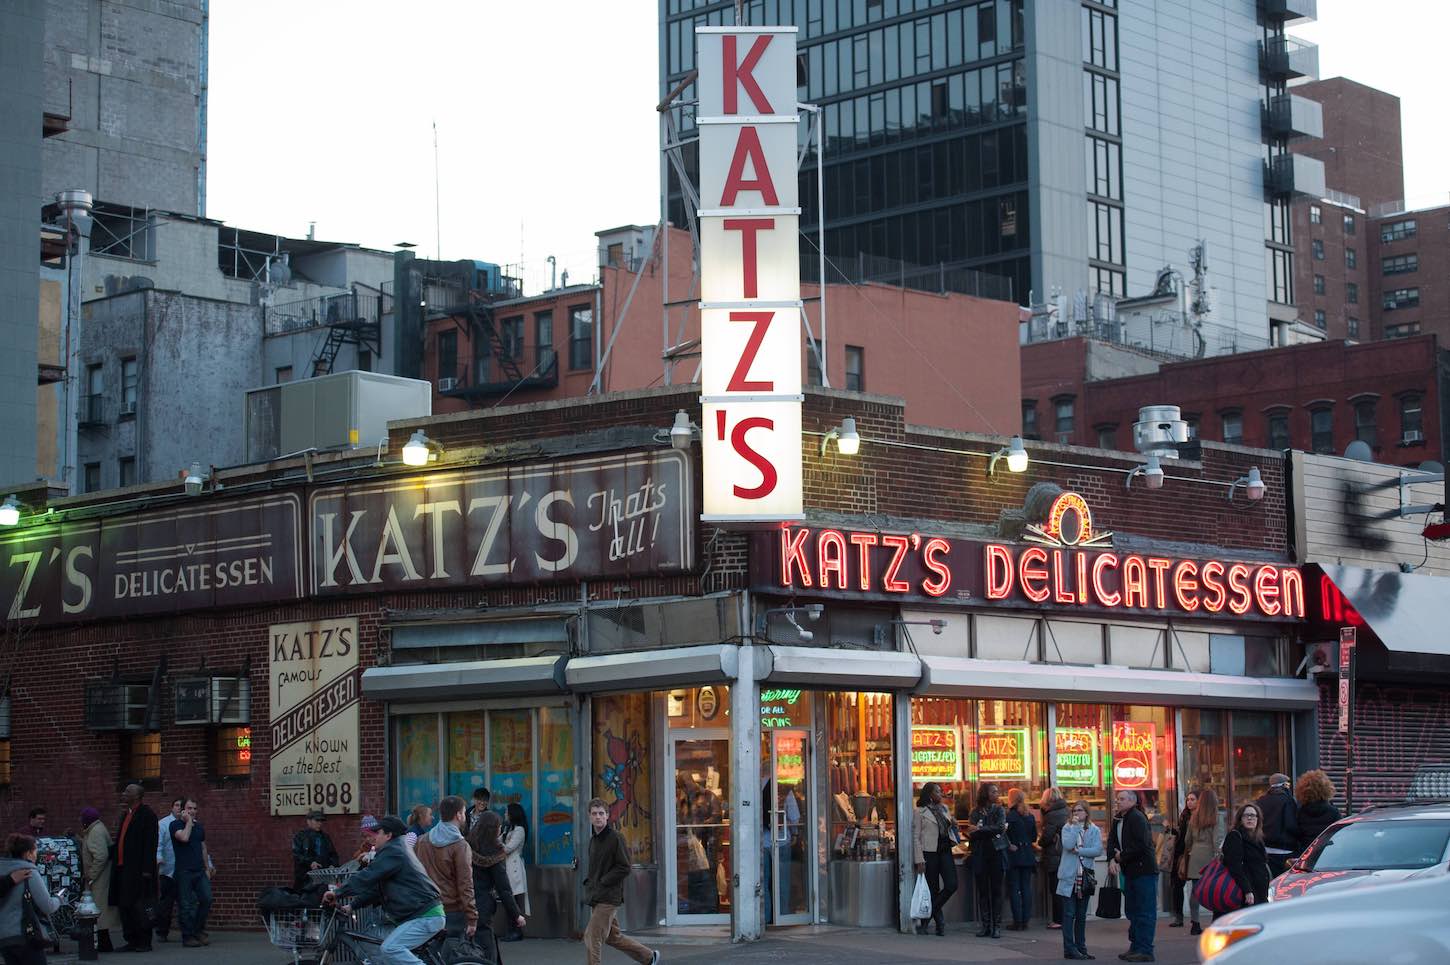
[500,804,530,942]
[79,808,120,953]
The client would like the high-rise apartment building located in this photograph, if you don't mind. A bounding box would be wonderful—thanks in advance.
[660,0,1325,347]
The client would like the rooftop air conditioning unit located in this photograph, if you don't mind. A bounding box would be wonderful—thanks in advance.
[1402,430,1425,444]
[1132,405,1189,459]
[437,377,458,392]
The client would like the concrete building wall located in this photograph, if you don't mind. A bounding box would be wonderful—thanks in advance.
[1117,0,1268,341]
[41,0,206,214]
[1025,0,1089,300]
[0,0,44,486]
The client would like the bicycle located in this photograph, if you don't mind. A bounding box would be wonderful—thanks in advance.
[264,905,493,965]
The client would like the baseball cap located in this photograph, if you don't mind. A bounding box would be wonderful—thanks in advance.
[307,810,326,821]
[1270,773,1291,787]
[376,815,408,838]
[359,815,379,832]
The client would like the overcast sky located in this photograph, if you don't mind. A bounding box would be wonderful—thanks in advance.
[206,0,1447,295]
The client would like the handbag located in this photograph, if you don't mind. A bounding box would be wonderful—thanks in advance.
[1076,858,1097,899]
[1193,858,1245,915]
[1156,829,1178,874]
[1094,883,1122,919]
[21,886,58,949]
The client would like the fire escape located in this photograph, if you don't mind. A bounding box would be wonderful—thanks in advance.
[266,287,383,377]
[435,278,559,405]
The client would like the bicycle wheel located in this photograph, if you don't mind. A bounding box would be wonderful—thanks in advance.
[51,902,76,935]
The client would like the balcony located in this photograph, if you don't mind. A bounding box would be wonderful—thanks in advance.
[1264,153,1327,198]
[439,348,559,399]
[1260,36,1318,80]
[1258,0,1317,24]
[1262,94,1323,139]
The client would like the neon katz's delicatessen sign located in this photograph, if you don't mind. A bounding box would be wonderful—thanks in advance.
[749,492,1304,620]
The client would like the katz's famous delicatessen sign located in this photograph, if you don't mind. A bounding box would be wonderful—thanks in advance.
[750,491,1304,621]
[270,617,360,816]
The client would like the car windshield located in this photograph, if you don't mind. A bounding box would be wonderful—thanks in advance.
[1304,819,1450,872]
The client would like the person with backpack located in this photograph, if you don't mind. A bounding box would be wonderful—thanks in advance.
[1180,787,1220,936]
[1003,788,1037,931]
[1055,800,1102,962]
[1037,788,1068,931]
[1219,803,1271,916]
[911,782,958,937]
[1254,774,1299,878]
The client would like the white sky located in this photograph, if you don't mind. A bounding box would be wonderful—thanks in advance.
[206,1,1448,296]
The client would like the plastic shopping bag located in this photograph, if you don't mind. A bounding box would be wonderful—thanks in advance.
[910,873,933,920]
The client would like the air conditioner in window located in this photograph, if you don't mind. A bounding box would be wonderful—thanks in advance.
[436,377,457,392]
[1402,429,1425,444]
[119,400,137,415]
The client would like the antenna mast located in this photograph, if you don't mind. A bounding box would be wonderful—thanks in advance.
[433,120,442,262]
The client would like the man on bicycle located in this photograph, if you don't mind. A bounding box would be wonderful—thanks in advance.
[323,815,446,965]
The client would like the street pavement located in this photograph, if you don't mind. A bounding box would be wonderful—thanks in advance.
[46,918,1202,964]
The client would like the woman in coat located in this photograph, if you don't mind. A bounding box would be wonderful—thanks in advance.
[1166,789,1198,928]
[500,803,530,942]
[1037,787,1068,930]
[79,808,119,953]
[0,834,63,965]
[1055,799,1103,962]
[1003,788,1037,931]
[966,783,1007,939]
[911,782,958,937]
[467,811,526,963]
[1180,787,1219,934]
[1219,803,1270,918]
[1294,770,1341,853]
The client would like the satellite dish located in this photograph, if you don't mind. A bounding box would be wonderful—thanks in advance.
[1343,440,1373,462]
[1419,461,1444,475]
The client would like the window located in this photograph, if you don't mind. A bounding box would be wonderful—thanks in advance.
[1346,282,1358,304]
[83,363,104,423]
[1383,254,1419,275]
[1310,408,1334,454]
[1383,288,1420,311]
[1342,213,1355,235]
[1348,317,1360,338]
[83,463,100,494]
[1380,219,1417,242]
[1313,309,1326,329]
[1022,401,1039,440]
[569,305,593,370]
[1401,395,1425,441]
[1086,136,1122,201]
[120,357,138,414]
[1302,820,1450,874]
[1222,412,1243,445]
[1309,204,1321,225]
[274,366,292,384]
[1311,239,1324,260]
[1054,397,1075,444]
[124,732,161,787]
[1313,274,1325,295]
[534,311,554,368]
[1185,416,1200,441]
[845,345,865,391]
[606,242,624,268]
[1353,399,1377,447]
[1345,248,1357,269]
[357,349,372,372]
[806,345,823,387]
[0,740,9,786]
[1267,411,1290,450]
[1386,321,1422,339]
[118,457,136,488]
[436,330,458,380]
[1096,425,1116,450]
[211,725,252,779]
[501,316,524,361]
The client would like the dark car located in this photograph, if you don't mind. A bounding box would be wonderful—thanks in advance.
[1267,800,1450,902]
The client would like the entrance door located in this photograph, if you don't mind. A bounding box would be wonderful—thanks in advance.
[763,728,813,925]
[666,731,731,924]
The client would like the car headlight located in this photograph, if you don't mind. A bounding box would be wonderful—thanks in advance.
[1200,924,1263,959]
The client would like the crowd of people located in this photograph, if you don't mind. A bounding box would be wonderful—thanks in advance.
[913,768,1344,963]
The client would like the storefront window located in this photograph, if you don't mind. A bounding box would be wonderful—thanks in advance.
[1111,706,1176,820]
[396,714,441,816]
[537,707,575,865]
[593,693,654,863]
[975,700,1049,805]
[827,692,895,860]
[491,710,535,849]
[210,725,252,780]
[1231,711,1288,807]
[1054,703,1110,823]
[666,685,731,728]
[910,696,975,815]
[447,711,486,799]
[1180,709,1229,809]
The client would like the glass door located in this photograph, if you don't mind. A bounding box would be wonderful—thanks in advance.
[666,731,731,924]
[763,728,813,925]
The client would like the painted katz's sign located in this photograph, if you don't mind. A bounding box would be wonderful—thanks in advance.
[309,450,693,595]
[0,495,303,625]
[270,617,360,815]
[696,25,803,521]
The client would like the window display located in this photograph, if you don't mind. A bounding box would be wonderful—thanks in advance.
[827,691,895,860]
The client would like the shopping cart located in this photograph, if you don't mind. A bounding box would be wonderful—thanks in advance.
[263,906,337,965]
[306,864,385,963]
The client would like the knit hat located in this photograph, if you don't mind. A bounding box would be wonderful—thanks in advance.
[80,807,101,826]
[359,815,379,832]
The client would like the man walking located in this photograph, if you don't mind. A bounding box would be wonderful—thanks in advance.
[414,795,476,940]
[292,810,340,890]
[326,815,446,965]
[1256,774,1300,878]
[110,783,159,953]
[154,797,183,943]
[1107,790,1156,963]
[171,797,214,949]
[583,798,659,965]
[467,787,491,831]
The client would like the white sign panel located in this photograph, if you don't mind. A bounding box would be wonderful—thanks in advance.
[697,25,803,521]
[270,617,361,815]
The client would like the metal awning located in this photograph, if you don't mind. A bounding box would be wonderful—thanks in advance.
[565,644,741,693]
[1315,564,1450,657]
[389,617,570,651]
[917,656,1319,710]
[361,656,567,701]
[762,646,922,690]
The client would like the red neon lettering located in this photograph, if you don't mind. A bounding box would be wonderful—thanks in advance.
[1147,557,1171,610]
[985,545,1014,599]
[849,533,878,591]
[726,311,774,391]
[780,526,812,588]
[730,416,777,499]
[1052,549,1074,604]
[1019,547,1050,603]
[719,127,780,207]
[817,529,847,590]
[1121,555,1148,608]
[722,34,773,114]
[1092,553,1121,606]
[880,535,911,592]
[1280,568,1304,618]
[1172,561,1200,612]
[1253,565,1282,616]
[1076,551,1089,604]
[1226,563,1252,615]
[1200,560,1227,612]
[921,537,951,597]
[723,217,773,298]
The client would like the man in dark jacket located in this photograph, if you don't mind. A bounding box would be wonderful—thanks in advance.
[110,783,159,953]
[583,798,658,965]
[291,810,340,890]
[327,815,445,965]
[1255,774,1300,877]
[1107,790,1156,963]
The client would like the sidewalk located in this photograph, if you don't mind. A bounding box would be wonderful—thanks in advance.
[48,918,1201,965]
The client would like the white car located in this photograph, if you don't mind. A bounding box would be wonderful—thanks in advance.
[1199,866,1450,964]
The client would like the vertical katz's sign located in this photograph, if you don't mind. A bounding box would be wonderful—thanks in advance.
[696,25,803,521]
[270,617,361,816]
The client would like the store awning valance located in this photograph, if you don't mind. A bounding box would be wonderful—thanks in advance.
[565,644,741,693]
[361,655,567,701]
[917,656,1319,710]
[1314,564,1450,657]
[761,646,922,690]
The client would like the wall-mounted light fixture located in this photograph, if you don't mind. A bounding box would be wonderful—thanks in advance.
[669,410,698,451]
[401,430,440,467]
[0,495,19,527]
[986,436,1029,477]
[755,603,824,643]
[819,417,861,456]
[184,462,205,496]
[1226,467,1265,502]
[1125,455,1165,491]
